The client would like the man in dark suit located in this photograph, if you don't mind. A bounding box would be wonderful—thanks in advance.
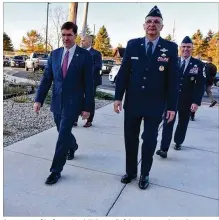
[34,22,94,185]
[156,36,206,159]
[205,57,217,107]
[74,35,102,127]
[114,6,179,190]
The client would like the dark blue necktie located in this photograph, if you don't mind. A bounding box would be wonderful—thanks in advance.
[147,42,153,59]
[180,60,186,75]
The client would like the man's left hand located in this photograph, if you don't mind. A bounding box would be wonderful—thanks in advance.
[166,110,176,123]
[81,111,90,120]
[191,103,198,112]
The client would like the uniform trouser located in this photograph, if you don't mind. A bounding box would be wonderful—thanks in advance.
[50,113,78,173]
[124,111,162,177]
[160,110,190,152]
[206,85,215,102]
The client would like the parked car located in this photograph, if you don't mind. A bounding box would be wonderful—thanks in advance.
[100,59,115,75]
[214,72,219,87]
[109,64,121,84]
[10,56,26,68]
[3,56,10,67]
[25,53,49,72]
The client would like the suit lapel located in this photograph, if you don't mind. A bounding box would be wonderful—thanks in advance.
[139,37,147,61]
[58,47,64,79]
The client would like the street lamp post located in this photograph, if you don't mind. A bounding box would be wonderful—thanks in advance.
[45,3,50,53]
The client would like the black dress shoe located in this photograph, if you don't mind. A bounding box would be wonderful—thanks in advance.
[139,175,149,190]
[66,150,75,160]
[190,117,195,121]
[66,144,78,160]
[121,174,137,184]
[83,122,92,127]
[209,100,217,107]
[156,149,167,158]
[45,172,61,185]
[174,144,181,150]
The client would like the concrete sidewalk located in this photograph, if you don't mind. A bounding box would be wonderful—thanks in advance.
[3,103,219,217]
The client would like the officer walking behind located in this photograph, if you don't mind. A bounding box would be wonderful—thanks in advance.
[156,36,206,159]
[114,6,179,190]
[205,57,217,107]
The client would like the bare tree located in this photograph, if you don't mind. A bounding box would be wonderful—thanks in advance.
[40,26,54,52]
[49,6,68,48]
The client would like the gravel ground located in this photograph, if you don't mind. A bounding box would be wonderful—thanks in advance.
[3,95,113,147]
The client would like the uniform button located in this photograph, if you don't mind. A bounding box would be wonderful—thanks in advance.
[179,90,181,92]
[180,84,182,86]
[145,68,148,71]
[143,77,146,80]
[181,78,183,80]
[142,86,145,89]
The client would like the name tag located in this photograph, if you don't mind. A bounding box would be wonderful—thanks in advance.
[157,57,169,62]
[131,57,139,60]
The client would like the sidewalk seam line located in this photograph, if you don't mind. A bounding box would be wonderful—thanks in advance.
[105,185,126,216]
[5,149,218,202]
[4,149,121,177]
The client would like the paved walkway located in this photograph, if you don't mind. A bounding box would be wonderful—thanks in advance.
[4,103,219,217]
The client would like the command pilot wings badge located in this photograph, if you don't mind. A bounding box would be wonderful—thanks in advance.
[160,48,168,52]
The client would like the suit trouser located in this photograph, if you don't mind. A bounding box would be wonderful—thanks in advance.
[160,110,190,152]
[190,111,195,119]
[206,85,215,102]
[87,85,97,123]
[50,113,78,173]
[124,111,162,177]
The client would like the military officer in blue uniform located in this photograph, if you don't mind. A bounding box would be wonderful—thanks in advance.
[114,6,179,190]
[156,36,206,159]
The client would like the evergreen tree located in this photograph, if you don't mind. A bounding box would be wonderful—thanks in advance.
[94,25,112,57]
[207,32,219,68]
[165,34,172,41]
[3,32,14,51]
[192,29,205,57]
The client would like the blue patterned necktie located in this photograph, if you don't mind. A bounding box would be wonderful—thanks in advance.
[180,60,186,75]
[147,42,153,59]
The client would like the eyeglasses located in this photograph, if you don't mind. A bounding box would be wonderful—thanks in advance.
[62,34,74,37]
[145,19,161,25]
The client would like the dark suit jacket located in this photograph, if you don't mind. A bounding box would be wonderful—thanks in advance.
[206,62,217,86]
[177,57,205,111]
[89,47,102,86]
[35,46,94,118]
[115,37,179,119]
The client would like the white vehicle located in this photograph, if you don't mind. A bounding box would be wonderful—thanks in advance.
[109,64,121,84]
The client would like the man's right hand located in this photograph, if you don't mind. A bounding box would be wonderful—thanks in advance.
[34,102,41,113]
[114,100,122,114]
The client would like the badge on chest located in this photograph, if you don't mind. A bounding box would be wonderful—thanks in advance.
[189,64,199,74]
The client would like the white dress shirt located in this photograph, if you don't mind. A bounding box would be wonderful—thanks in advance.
[61,44,77,69]
[180,56,191,73]
[87,46,91,51]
